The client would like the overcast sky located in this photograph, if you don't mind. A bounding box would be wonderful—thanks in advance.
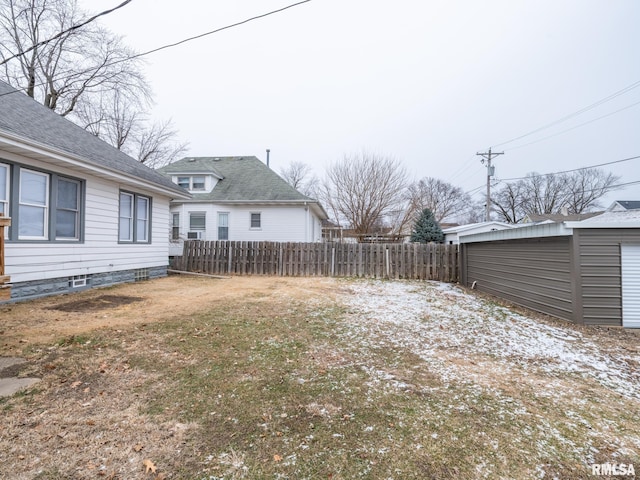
[84,0,640,209]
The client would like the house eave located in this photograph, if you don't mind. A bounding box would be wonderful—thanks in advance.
[0,132,191,200]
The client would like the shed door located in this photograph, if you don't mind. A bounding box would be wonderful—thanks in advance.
[621,244,640,328]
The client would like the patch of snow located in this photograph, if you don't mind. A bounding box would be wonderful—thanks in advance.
[340,280,640,400]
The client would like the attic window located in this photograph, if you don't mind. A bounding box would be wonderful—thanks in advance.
[176,176,205,191]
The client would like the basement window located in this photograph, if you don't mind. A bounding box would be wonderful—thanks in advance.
[69,275,87,288]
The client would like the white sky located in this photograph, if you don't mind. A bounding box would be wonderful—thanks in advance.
[84,0,640,209]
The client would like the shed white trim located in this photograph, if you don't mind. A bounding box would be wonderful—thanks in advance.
[621,244,640,328]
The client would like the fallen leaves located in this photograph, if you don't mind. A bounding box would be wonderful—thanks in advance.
[143,458,157,474]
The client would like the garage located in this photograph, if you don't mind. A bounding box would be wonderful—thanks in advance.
[460,210,640,327]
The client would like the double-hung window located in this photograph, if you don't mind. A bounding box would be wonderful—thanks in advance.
[0,163,8,217]
[176,176,205,191]
[0,162,83,242]
[218,212,229,240]
[171,213,180,240]
[19,169,49,239]
[56,178,80,240]
[250,212,261,229]
[119,191,151,243]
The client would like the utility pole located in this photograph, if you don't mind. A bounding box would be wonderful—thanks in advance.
[477,148,504,221]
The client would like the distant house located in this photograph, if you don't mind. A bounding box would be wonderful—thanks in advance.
[0,80,190,302]
[521,211,603,224]
[442,221,515,245]
[607,201,640,212]
[158,156,328,255]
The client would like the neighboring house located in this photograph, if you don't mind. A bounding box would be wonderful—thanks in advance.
[459,210,640,327]
[607,200,640,212]
[0,80,190,302]
[158,156,328,256]
[442,221,515,245]
[521,211,603,224]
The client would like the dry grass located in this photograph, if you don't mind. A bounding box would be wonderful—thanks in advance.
[0,276,638,479]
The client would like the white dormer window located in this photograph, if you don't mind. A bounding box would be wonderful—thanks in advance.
[176,175,206,191]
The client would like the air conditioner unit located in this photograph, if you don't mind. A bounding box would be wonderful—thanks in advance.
[187,231,204,240]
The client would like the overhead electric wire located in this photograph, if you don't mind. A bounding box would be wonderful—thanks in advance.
[497,154,640,182]
[127,0,312,61]
[489,78,640,149]
[505,100,640,151]
[0,0,313,98]
[0,0,134,66]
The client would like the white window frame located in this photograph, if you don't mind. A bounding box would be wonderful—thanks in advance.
[119,192,134,242]
[175,175,206,192]
[0,163,8,218]
[136,196,150,243]
[119,191,151,243]
[171,212,180,240]
[250,212,261,230]
[189,212,206,231]
[19,168,49,240]
[218,212,229,240]
[55,177,81,240]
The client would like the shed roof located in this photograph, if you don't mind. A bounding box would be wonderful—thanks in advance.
[461,210,640,243]
[0,80,188,198]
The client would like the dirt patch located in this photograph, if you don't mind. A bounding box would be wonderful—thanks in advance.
[47,295,143,312]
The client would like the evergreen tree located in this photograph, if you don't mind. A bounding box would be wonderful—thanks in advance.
[410,208,444,243]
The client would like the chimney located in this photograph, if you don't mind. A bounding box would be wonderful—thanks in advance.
[266,149,270,168]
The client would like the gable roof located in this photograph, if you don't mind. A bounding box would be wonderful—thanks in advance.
[607,200,640,211]
[0,80,188,198]
[160,156,317,203]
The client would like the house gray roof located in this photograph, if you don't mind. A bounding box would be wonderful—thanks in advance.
[159,156,318,203]
[0,80,188,197]
[610,200,640,210]
[524,212,603,223]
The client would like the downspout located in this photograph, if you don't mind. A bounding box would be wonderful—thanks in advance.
[304,202,309,242]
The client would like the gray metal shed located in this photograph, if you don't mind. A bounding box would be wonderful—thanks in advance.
[460,211,640,327]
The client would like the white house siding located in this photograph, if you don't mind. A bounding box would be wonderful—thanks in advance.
[4,154,171,285]
[169,204,323,256]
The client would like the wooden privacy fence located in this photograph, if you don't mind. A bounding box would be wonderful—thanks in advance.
[176,241,459,282]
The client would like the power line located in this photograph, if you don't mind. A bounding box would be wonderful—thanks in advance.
[505,100,640,151]
[489,79,640,149]
[497,154,640,182]
[0,0,134,67]
[0,0,314,99]
[127,0,313,61]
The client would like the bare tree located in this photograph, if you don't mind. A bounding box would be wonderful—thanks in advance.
[563,168,620,213]
[406,177,472,223]
[280,161,311,191]
[0,0,149,116]
[320,151,408,239]
[279,161,319,197]
[492,168,621,222]
[0,0,188,167]
[492,181,528,223]
[133,119,188,168]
